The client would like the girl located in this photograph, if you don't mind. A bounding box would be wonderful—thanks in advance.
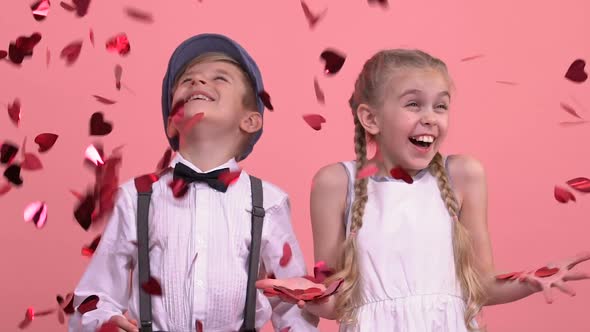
[257,49,590,331]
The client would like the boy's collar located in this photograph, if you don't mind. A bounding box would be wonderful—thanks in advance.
[170,153,239,173]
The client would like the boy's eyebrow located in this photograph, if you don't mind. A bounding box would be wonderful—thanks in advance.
[398,89,450,99]
[178,67,236,81]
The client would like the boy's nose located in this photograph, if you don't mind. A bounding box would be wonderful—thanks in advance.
[191,79,207,85]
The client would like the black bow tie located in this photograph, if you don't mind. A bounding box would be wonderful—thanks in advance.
[173,162,230,193]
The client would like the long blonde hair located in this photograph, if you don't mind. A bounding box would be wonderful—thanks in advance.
[328,49,487,330]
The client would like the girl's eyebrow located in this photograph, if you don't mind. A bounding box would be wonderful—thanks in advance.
[398,89,450,99]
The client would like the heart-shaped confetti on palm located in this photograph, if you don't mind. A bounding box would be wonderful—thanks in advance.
[279,242,292,267]
[34,133,58,153]
[141,276,163,295]
[566,177,590,193]
[303,114,326,131]
[390,166,413,184]
[106,33,130,56]
[267,278,344,303]
[320,49,346,75]
[565,59,587,83]
[31,0,51,21]
[8,98,21,127]
[554,186,575,203]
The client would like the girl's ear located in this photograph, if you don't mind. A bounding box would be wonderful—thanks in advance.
[356,104,380,136]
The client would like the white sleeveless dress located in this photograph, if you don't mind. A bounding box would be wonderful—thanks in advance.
[338,158,474,332]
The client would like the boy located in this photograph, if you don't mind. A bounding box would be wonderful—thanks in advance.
[68,33,319,332]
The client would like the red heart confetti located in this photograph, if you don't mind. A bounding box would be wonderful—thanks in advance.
[8,98,22,127]
[134,173,159,193]
[114,64,123,90]
[92,95,117,105]
[313,77,325,104]
[156,148,173,172]
[141,276,163,295]
[495,271,524,281]
[8,32,42,64]
[124,7,154,23]
[313,261,334,283]
[320,49,346,75]
[218,169,242,187]
[169,178,189,198]
[565,59,587,83]
[560,102,583,119]
[106,33,130,56]
[72,0,91,17]
[356,164,378,180]
[81,235,101,257]
[89,28,94,47]
[302,114,326,131]
[23,201,48,228]
[279,242,292,267]
[0,50,7,59]
[59,1,75,11]
[92,151,122,224]
[390,166,413,184]
[90,112,113,136]
[258,90,274,111]
[60,40,83,65]
[300,0,327,29]
[34,133,58,152]
[4,164,23,186]
[22,153,43,171]
[77,295,99,314]
[367,0,389,8]
[1,142,18,164]
[267,278,344,303]
[460,54,485,62]
[74,192,95,231]
[566,177,590,193]
[535,266,560,278]
[31,0,51,21]
[196,320,203,332]
[554,186,575,203]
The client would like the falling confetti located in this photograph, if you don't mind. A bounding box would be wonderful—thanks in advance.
[141,277,163,295]
[8,32,42,64]
[313,77,325,104]
[34,133,58,152]
[320,49,346,75]
[258,90,274,111]
[114,64,123,90]
[554,186,575,203]
[89,112,113,136]
[560,102,583,119]
[23,201,48,228]
[302,114,326,131]
[300,0,327,29]
[31,0,51,21]
[566,177,590,193]
[279,242,292,267]
[60,40,83,65]
[565,59,587,83]
[105,33,130,56]
[92,95,117,105]
[124,7,154,23]
[390,166,413,184]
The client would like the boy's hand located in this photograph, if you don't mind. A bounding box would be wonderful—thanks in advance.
[99,315,139,332]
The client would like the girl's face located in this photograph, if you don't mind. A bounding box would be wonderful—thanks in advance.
[369,67,451,172]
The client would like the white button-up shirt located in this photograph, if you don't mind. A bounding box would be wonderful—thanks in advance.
[68,154,319,332]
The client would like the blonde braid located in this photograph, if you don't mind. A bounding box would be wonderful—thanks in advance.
[429,153,487,331]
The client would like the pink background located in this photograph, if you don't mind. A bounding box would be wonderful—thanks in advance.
[1,0,589,331]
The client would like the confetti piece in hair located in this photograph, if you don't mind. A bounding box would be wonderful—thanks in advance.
[60,40,83,65]
[59,1,75,11]
[313,77,325,104]
[302,114,326,130]
[390,166,413,184]
[196,320,203,332]
[74,192,95,231]
[169,178,188,198]
[89,112,113,136]
[141,277,163,295]
[560,102,583,119]
[1,142,18,164]
[89,28,94,47]
[218,170,241,187]
[566,177,590,193]
[31,0,51,21]
[565,59,587,83]
[367,0,389,8]
[460,54,485,62]
[8,32,42,64]
[124,7,154,23]
[114,64,122,90]
[81,235,101,256]
[7,98,21,126]
[320,49,346,75]
[279,243,292,267]
[258,90,274,111]
[300,0,327,29]
[85,144,104,166]
[4,164,23,186]
[24,201,48,228]
[34,133,58,152]
[105,33,130,56]
[495,80,518,85]
[77,295,99,314]
[92,95,117,105]
[22,153,43,170]
[357,164,378,179]
[535,266,560,278]
[554,186,575,203]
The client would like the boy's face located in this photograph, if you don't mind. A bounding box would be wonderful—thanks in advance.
[167,58,260,148]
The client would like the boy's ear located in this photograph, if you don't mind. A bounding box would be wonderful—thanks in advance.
[356,104,380,135]
[166,116,179,139]
[239,111,262,134]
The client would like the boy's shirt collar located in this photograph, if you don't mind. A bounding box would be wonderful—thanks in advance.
[169,153,239,173]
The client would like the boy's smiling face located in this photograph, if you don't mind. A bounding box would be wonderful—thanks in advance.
[167,54,261,155]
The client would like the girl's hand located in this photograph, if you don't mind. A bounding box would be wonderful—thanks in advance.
[98,315,139,332]
[256,277,330,308]
[518,251,590,303]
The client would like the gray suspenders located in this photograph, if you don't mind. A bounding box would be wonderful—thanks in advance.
[134,174,265,332]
